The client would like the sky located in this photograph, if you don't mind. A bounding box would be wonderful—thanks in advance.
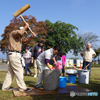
[0,0,100,59]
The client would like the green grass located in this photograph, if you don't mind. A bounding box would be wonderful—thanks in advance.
[0,62,7,65]
[0,68,100,100]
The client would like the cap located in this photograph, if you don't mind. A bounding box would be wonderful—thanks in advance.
[19,27,28,34]
[25,47,28,49]
[19,27,24,30]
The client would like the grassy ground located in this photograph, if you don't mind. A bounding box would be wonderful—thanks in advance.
[0,62,7,65]
[0,67,100,100]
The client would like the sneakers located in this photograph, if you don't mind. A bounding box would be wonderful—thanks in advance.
[35,84,43,88]
[2,87,14,91]
[33,75,37,78]
[24,72,33,76]
[24,74,27,76]
[24,88,32,92]
[30,72,33,75]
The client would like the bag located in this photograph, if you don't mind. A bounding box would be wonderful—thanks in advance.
[55,61,63,70]
[21,57,25,67]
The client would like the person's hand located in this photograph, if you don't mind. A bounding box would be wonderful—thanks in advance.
[25,23,29,29]
[31,32,35,37]
[50,68,53,70]
[54,61,57,65]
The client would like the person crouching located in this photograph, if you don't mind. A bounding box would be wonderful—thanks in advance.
[35,45,61,88]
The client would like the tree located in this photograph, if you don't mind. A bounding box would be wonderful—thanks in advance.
[94,48,100,63]
[44,20,83,55]
[0,15,50,53]
[78,32,100,49]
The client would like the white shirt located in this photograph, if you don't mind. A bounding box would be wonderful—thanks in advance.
[23,51,32,64]
[81,48,96,62]
[37,48,53,64]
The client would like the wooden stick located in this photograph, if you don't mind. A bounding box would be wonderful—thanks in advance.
[77,62,91,70]
[83,63,90,70]
[20,15,33,33]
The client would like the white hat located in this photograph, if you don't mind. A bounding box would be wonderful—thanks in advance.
[19,27,24,30]
[19,26,28,34]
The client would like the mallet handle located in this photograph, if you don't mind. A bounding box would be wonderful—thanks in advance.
[20,15,33,33]
[83,63,91,70]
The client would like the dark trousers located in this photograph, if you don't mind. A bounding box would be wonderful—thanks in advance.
[62,65,65,74]
[82,61,92,77]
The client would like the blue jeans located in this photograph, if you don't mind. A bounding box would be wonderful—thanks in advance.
[82,61,92,77]
[25,63,31,74]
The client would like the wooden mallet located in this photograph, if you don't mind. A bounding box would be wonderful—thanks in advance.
[13,4,33,33]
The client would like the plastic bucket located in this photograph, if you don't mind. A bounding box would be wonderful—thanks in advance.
[59,77,67,88]
[78,70,90,84]
[68,74,76,84]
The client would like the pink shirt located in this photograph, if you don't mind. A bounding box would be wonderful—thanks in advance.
[62,55,66,66]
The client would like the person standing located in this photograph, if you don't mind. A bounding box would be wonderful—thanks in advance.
[80,43,96,77]
[23,47,33,76]
[31,41,44,77]
[61,52,66,76]
[2,23,36,91]
[35,46,61,88]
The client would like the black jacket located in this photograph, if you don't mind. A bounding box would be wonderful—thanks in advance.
[32,44,44,59]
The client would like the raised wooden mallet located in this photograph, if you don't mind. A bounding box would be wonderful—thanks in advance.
[13,4,33,33]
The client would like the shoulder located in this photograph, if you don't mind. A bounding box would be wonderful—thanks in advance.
[47,48,52,53]
[28,51,31,54]
[45,48,51,52]
[90,48,95,52]
[63,55,66,58]
[45,48,52,55]
[62,55,65,57]
[90,48,93,51]
[35,45,39,48]
[10,30,17,35]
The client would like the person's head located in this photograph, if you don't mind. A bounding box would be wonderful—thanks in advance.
[19,27,24,30]
[86,43,91,50]
[19,27,27,36]
[53,45,61,55]
[25,47,28,52]
[39,41,44,47]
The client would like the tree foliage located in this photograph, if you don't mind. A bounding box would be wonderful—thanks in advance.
[0,15,50,53]
[94,48,100,59]
[0,16,84,55]
[45,20,83,55]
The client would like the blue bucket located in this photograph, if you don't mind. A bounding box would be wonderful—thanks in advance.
[68,75,76,84]
[59,77,67,88]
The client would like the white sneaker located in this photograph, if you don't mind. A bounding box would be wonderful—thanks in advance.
[33,75,37,78]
